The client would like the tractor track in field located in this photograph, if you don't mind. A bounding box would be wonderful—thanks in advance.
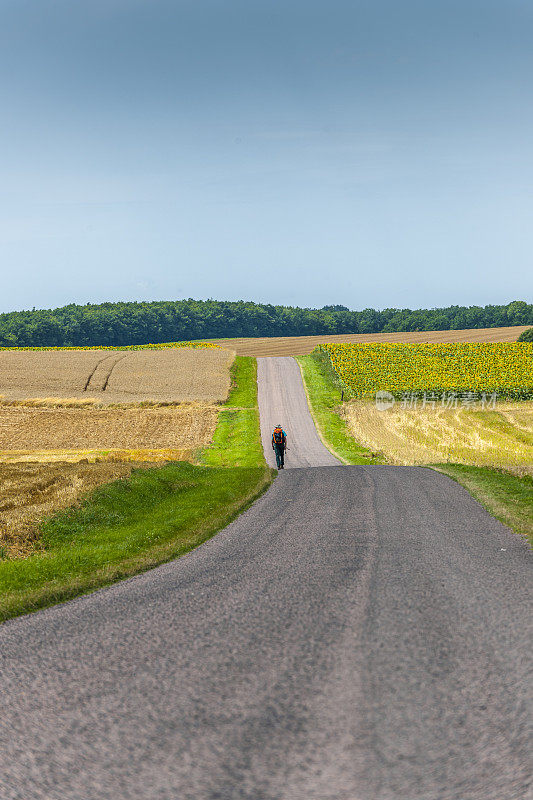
[101,353,129,392]
[83,353,130,393]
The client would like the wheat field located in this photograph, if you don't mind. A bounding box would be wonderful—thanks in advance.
[0,404,218,461]
[0,347,235,404]
[207,325,528,356]
[341,400,533,475]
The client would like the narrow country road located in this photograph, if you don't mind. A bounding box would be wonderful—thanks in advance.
[258,356,340,468]
[0,358,531,799]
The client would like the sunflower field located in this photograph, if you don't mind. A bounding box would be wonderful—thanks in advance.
[0,341,218,352]
[318,342,533,399]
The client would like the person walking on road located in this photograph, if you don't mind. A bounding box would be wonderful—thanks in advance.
[272,424,287,469]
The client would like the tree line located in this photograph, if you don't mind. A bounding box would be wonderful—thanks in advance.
[0,299,531,347]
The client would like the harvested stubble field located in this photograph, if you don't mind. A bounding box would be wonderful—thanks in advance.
[0,346,235,404]
[0,404,218,462]
[206,325,529,357]
[341,400,533,475]
[0,461,148,559]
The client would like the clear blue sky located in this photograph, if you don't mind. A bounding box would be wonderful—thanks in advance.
[1,0,532,313]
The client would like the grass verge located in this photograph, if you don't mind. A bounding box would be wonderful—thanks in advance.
[201,356,265,467]
[297,353,384,464]
[0,463,272,622]
[0,355,274,622]
[433,464,532,547]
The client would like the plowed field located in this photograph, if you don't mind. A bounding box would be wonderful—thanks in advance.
[206,325,528,356]
[0,347,235,404]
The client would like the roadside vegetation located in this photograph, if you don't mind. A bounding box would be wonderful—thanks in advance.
[0,461,140,561]
[297,351,383,464]
[201,357,265,468]
[0,354,274,622]
[0,463,271,622]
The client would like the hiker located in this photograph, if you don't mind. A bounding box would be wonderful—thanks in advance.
[272,424,287,469]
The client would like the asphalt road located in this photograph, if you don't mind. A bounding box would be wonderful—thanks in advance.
[257,356,340,468]
[0,360,531,799]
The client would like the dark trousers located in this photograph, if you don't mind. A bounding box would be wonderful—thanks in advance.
[273,444,285,468]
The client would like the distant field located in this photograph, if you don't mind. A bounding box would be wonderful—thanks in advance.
[205,325,529,356]
[342,400,533,475]
[0,346,234,466]
[0,347,235,404]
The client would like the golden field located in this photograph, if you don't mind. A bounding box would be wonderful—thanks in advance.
[341,400,533,475]
[0,346,235,404]
[0,404,218,460]
[0,341,218,352]
[0,461,150,559]
[207,325,529,356]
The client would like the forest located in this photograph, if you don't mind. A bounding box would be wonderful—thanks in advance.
[0,299,531,347]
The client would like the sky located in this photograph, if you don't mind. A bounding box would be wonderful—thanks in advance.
[1,0,532,313]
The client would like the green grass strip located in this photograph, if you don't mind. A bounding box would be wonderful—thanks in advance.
[224,355,258,408]
[0,463,272,622]
[433,464,532,547]
[201,356,265,468]
[297,353,384,465]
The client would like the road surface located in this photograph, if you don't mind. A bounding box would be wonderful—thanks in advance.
[257,356,340,468]
[0,358,531,799]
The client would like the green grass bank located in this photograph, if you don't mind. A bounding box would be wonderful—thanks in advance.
[201,357,265,468]
[297,351,383,464]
